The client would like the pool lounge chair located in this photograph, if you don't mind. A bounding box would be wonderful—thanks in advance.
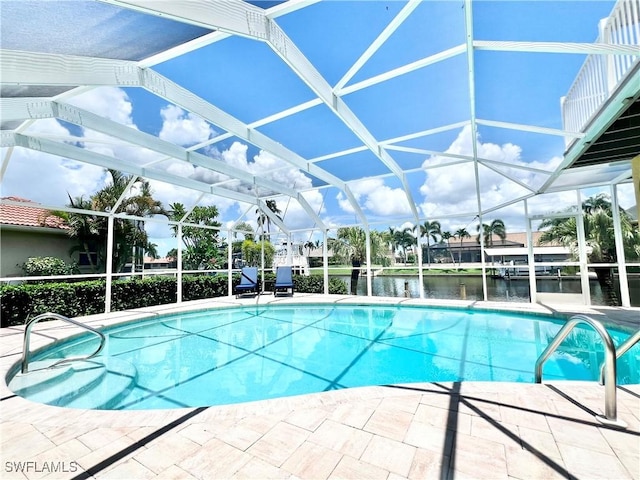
[235,267,259,298]
[274,266,294,296]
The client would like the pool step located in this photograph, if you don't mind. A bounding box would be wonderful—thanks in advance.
[9,360,78,397]
[9,358,138,409]
[10,360,106,406]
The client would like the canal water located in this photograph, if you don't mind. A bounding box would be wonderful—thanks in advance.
[336,275,640,307]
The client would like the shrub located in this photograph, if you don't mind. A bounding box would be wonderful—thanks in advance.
[21,257,78,278]
[0,281,105,327]
[182,275,229,301]
[328,277,348,294]
[293,275,347,294]
[0,273,349,327]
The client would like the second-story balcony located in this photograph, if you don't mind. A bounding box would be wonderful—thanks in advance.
[561,0,640,151]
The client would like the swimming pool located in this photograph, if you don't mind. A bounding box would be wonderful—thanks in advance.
[8,304,639,410]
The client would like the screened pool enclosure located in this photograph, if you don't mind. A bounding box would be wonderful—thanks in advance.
[1,0,639,308]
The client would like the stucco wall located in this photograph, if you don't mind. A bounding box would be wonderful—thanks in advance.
[0,228,76,277]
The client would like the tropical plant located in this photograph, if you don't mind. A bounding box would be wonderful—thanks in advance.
[454,227,471,264]
[304,240,316,256]
[168,202,224,270]
[369,230,388,265]
[327,227,386,266]
[477,219,507,247]
[440,231,456,263]
[334,226,367,263]
[241,239,275,267]
[45,170,166,273]
[538,193,640,306]
[256,199,282,240]
[21,257,78,277]
[393,227,416,265]
[234,221,254,241]
[381,227,397,264]
[52,195,101,272]
[416,220,441,265]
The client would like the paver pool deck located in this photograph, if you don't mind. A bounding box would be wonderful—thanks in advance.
[1,295,638,479]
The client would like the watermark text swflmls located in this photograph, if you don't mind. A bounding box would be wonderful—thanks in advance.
[5,460,80,473]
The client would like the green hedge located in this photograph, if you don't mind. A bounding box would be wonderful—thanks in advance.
[0,274,347,327]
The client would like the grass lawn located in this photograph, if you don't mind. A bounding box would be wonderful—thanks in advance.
[309,267,353,275]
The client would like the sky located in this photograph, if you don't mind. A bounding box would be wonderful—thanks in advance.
[2,0,635,257]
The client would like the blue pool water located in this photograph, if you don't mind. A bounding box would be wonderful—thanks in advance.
[8,304,639,410]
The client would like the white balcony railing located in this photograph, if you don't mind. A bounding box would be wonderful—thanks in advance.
[561,0,640,144]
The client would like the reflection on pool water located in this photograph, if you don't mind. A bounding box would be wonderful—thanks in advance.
[8,304,639,410]
[338,275,640,306]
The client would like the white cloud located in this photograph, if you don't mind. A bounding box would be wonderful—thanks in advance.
[616,183,636,211]
[337,178,412,217]
[159,105,214,147]
[2,147,108,205]
[336,192,354,214]
[280,189,326,231]
[3,118,108,205]
[186,141,323,229]
[217,143,314,191]
[67,87,134,125]
[418,126,569,231]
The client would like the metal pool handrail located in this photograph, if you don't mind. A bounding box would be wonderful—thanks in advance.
[21,312,106,374]
[535,314,626,428]
[600,329,640,384]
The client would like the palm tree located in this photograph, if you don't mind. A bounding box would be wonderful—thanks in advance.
[336,226,367,262]
[477,219,507,247]
[256,199,282,241]
[539,193,640,306]
[304,240,315,256]
[416,220,441,265]
[168,202,223,269]
[48,170,166,273]
[454,227,470,264]
[440,231,456,263]
[46,195,101,272]
[369,230,388,266]
[394,227,416,265]
[384,227,398,265]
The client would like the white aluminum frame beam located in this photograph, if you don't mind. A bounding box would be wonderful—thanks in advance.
[385,144,553,175]
[189,98,323,152]
[338,45,467,97]
[474,40,640,56]
[0,49,139,86]
[475,119,584,139]
[1,97,324,230]
[5,132,259,204]
[99,0,411,222]
[138,31,231,68]
[610,184,631,307]
[379,121,469,146]
[463,0,488,302]
[265,0,321,19]
[478,161,538,193]
[256,199,288,233]
[334,0,422,92]
[0,50,347,228]
[310,146,369,164]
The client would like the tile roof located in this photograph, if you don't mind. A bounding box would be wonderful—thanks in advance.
[0,197,68,230]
